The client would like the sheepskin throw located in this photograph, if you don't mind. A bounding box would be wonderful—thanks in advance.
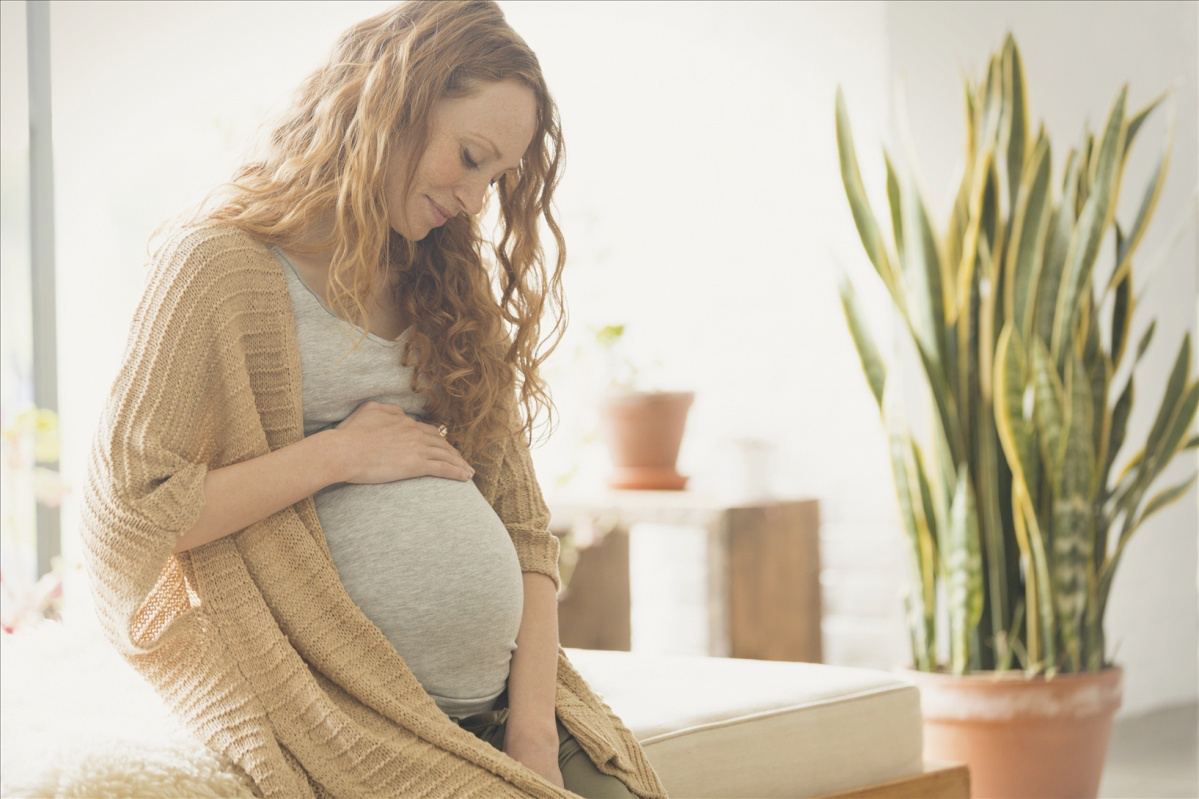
[78,224,667,799]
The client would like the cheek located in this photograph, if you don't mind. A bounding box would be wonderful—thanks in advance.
[415,149,464,195]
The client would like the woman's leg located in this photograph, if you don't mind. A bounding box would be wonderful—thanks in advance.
[453,691,634,799]
[553,716,636,799]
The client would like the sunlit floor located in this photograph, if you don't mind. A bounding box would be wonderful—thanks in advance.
[1099,702,1198,799]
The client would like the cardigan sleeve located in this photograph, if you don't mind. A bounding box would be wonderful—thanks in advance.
[488,426,562,592]
[80,227,241,655]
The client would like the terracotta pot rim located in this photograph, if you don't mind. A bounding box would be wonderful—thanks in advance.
[896,663,1124,683]
[601,389,695,401]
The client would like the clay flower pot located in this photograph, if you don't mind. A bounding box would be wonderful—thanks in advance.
[598,391,694,490]
[901,665,1123,799]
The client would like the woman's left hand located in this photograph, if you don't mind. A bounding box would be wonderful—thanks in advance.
[504,730,564,789]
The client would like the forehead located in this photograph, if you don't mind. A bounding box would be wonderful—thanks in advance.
[432,79,538,159]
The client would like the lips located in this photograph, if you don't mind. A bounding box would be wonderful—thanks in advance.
[427,196,450,226]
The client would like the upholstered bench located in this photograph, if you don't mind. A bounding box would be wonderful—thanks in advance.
[0,622,967,798]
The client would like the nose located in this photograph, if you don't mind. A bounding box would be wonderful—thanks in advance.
[454,175,488,217]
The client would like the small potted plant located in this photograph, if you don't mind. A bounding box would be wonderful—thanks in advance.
[836,33,1195,798]
[593,324,694,490]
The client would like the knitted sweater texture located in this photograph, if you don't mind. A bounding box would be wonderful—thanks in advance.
[80,224,668,799]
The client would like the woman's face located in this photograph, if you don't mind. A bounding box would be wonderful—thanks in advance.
[386,78,538,240]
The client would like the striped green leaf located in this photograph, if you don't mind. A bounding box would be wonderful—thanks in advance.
[1123,87,1171,159]
[1001,35,1029,220]
[1110,264,1133,368]
[1135,472,1199,532]
[836,87,898,298]
[1141,335,1193,480]
[1005,132,1052,338]
[902,174,948,367]
[885,148,905,272]
[1053,355,1097,670]
[1035,153,1080,348]
[995,324,1038,497]
[838,278,887,409]
[948,463,984,675]
[884,381,937,670]
[1052,87,1127,367]
[1107,97,1175,296]
[1031,338,1069,488]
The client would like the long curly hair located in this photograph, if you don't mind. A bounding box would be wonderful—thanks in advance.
[187,0,566,466]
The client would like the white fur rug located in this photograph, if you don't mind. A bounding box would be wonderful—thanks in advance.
[0,621,257,798]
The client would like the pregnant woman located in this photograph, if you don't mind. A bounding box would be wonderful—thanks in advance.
[79,2,666,797]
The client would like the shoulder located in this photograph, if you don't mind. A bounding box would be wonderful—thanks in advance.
[150,223,278,283]
[136,223,289,334]
[146,223,284,303]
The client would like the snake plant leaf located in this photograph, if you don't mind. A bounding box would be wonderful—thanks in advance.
[1035,153,1080,349]
[995,324,1038,497]
[1136,320,1157,362]
[964,78,977,169]
[902,174,948,367]
[912,444,943,565]
[1141,334,1192,480]
[1031,338,1069,490]
[1106,376,1135,491]
[1054,355,1097,670]
[885,148,905,273]
[1107,97,1175,296]
[1082,291,1102,367]
[1053,87,1128,368]
[1001,34,1029,225]
[1105,430,1199,608]
[948,463,984,675]
[1134,472,1199,534]
[885,384,937,670]
[838,277,887,409]
[1011,479,1056,671]
[1123,85,1171,159]
[981,54,1004,152]
[980,159,1002,270]
[1089,353,1113,495]
[1005,133,1052,337]
[1185,435,1199,451]
[1149,379,1199,481]
[1110,265,1133,368]
[836,87,898,299]
[1113,342,1197,525]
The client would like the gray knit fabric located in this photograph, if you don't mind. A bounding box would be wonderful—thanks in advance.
[272,246,524,719]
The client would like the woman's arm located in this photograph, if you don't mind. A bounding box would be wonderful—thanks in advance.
[174,401,474,554]
[172,430,343,554]
[503,571,564,788]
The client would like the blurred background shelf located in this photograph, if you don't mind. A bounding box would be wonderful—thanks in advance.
[549,492,822,663]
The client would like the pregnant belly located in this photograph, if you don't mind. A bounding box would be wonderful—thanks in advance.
[312,475,525,698]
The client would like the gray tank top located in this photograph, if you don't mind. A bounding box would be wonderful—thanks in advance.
[271,246,524,719]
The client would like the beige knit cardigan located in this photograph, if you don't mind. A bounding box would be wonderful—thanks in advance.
[80,224,668,799]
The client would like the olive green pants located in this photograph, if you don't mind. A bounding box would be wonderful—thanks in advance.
[451,688,635,799]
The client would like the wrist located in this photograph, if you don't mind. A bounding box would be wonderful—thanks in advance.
[310,428,351,485]
[505,706,558,744]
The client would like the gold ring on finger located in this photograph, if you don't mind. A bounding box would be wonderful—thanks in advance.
[438,424,448,438]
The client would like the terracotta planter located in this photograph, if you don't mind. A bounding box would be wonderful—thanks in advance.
[598,391,694,490]
[902,665,1123,799]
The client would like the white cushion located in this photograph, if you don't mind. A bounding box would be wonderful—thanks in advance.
[566,648,925,798]
[0,623,922,799]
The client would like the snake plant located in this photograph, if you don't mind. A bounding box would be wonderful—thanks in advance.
[835,33,1198,676]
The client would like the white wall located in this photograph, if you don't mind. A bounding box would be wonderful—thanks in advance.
[884,1,1198,716]
[500,0,910,672]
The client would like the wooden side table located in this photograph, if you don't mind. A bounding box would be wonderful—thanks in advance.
[548,491,822,663]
